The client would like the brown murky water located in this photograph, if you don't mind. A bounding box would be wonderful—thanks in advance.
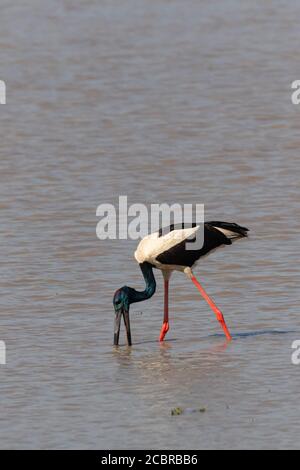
[1,0,300,450]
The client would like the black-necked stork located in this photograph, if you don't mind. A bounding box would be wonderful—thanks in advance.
[113,221,249,346]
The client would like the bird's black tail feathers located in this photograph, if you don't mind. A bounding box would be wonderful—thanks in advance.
[207,221,249,239]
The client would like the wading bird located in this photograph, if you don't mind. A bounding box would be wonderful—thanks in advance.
[113,221,249,346]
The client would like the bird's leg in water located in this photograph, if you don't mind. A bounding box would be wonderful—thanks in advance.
[188,271,232,341]
[159,273,171,341]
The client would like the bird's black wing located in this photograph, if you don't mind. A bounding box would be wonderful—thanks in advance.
[156,224,231,268]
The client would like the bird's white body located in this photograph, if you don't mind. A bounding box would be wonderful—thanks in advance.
[135,226,199,273]
[134,223,243,275]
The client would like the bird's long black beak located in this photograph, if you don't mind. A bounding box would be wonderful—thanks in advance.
[114,309,132,346]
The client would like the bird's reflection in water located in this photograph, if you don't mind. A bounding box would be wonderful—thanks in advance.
[112,345,132,366]
[112,338,230,393]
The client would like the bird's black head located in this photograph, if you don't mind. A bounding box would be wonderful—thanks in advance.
[113,287,132,346]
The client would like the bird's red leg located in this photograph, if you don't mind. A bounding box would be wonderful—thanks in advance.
[159,279,169,341]
[191,275,232,341]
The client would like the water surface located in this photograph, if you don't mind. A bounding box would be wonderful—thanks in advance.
[0,0,300,450]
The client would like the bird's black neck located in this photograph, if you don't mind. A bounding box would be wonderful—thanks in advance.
[128,262,156,304]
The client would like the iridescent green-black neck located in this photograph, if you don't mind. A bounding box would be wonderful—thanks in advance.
[127,262,156,304]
